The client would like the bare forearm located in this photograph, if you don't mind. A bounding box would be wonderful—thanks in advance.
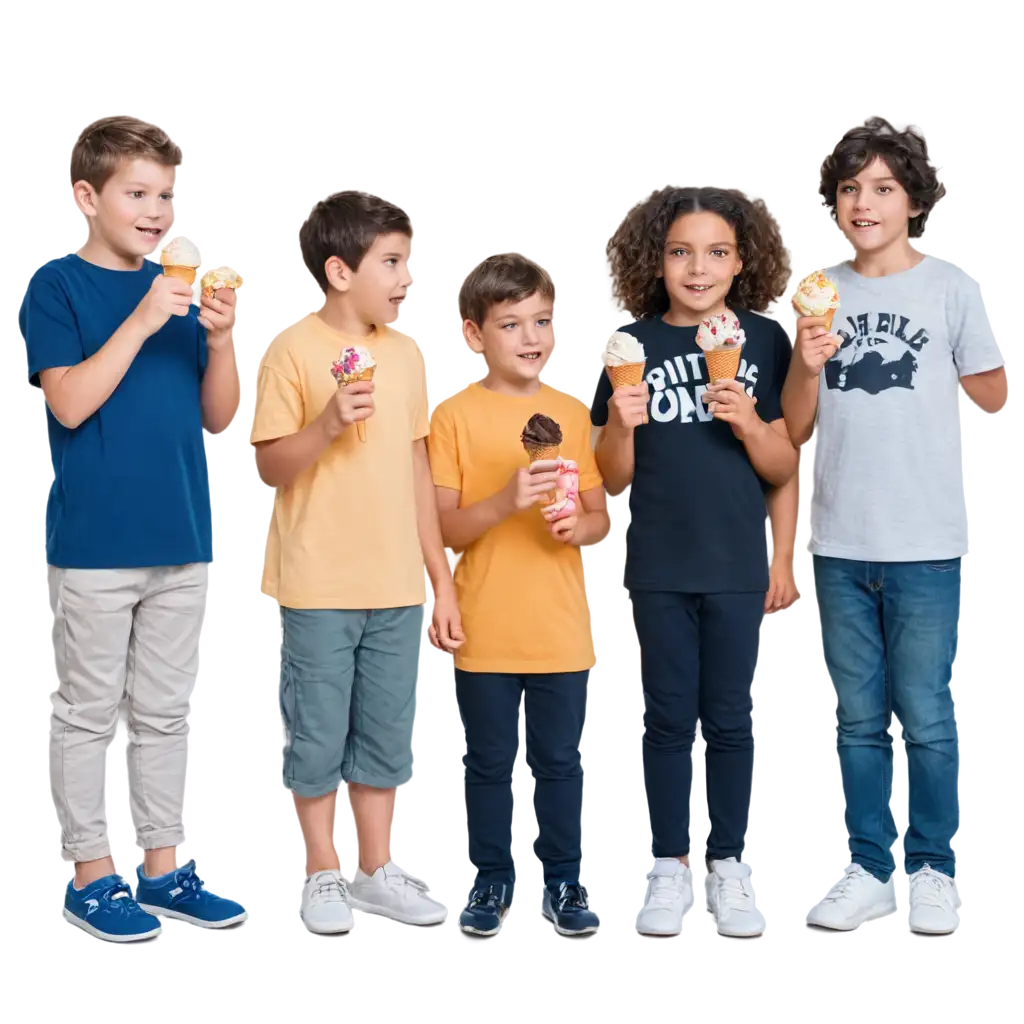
[201,338,240,434]
[570,509,610,547]
[960,367,1008,413]
[781,369,819,447]
[414,446,454,592]
[741,420,798,488]
[255,419,334,488]
[766,468,799,561]
[595,426,635,496]
[439,491,511,551]
[42,312,150,429]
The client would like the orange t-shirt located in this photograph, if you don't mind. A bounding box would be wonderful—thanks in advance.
[428,383,602,674]
[251,314,429,609]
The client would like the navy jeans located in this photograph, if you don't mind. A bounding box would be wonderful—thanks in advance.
[454,669,589,895]
[630,591,764,862]
[814,556,960,881]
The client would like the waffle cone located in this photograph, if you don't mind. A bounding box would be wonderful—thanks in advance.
[823,308,836,332]
[335,366,376,443]
[606,360,649,424]
[525,444,560,463]
[704,346,743,383]
[163,265,197,285]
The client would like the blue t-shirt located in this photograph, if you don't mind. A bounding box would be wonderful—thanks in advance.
[591,310,791,594]
[20,255,212,569]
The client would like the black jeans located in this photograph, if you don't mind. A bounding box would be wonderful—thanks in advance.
[630,591,764,861]
[454,669,589,895]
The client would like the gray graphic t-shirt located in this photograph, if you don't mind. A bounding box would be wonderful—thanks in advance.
[811,256,1003,561]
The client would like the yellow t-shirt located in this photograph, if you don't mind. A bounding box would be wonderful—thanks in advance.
[428,383,602,674]
[251,314,429,609]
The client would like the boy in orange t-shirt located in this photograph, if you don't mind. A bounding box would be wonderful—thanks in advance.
[429,254,609,937]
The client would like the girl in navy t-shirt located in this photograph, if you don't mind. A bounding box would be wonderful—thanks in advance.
[591,186,798,938]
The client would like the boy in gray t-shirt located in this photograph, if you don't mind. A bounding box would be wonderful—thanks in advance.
[782,117,1007,936]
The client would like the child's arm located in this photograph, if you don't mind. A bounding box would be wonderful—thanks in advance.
[960,366,1008,413]
[198,288,240,434]
[39,274,192,430]
[254,380,374,488]
[435,464,562,551]
[593,383,648,495]
[546,487,610,546]
[781,315,837,446]
[413,439,465,653]
[765,469,801,613]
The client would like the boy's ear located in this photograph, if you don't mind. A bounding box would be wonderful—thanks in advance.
[324,256,353,293]
[73,180,98,218]
[463,318,485,354]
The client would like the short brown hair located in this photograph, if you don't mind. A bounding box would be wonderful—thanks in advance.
[71,116,182,191]
[299,191,412,293]
[459,253,555,326]
[819,117,946,238]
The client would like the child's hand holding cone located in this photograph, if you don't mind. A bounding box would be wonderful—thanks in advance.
[791,270,840,376]
[603,331,648,425]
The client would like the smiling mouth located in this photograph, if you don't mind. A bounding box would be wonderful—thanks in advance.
[686,284,712,292]
[852,220,878,228]
[137,226,162,237]
[518,353,541,361]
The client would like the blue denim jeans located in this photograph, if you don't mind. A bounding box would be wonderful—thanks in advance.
[813,556,960,881]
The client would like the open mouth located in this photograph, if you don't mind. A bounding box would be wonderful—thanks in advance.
[390,296,405,304]
[686,284,712,293]
[852,220,879,229]
[136,226,163,239]
[518,352,541,361]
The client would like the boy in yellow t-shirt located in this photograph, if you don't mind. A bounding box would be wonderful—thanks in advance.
[251,191,463,935]
[429,253,609,937]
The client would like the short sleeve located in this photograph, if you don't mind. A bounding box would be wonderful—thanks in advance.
[251,358,304,445]
[757,321,792,423]
[949,274,1004,377]
[412,348,429,440]
[427,402,462,491]
[20,268,84,387]
[590,370,612,427]
[572,405,602,492]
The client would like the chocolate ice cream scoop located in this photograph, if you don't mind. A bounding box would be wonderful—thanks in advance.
[521,413,562,449]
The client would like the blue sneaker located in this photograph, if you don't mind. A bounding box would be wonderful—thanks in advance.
[542,882,600,936]
[459,883,512,936]
[136,860,247,929]
[63,874,161,942]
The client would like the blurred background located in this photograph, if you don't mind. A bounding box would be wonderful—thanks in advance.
[2,2,1024,942]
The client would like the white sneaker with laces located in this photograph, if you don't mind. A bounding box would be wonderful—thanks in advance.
[806,864,896,931]
[705,858,765,937]
[348,861,447,925]
[635,858,694,936]
[300,870,354,934]
[908,865,960,935]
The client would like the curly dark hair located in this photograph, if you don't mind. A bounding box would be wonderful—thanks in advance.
[819,117,946,238]
[606,186,790,319]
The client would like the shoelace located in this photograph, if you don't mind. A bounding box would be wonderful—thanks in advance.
[384,868,430,898]
[171,865,207,902]
[554,882,589,912]
[910,869,954,910]
[313,876,350,904]
[822,868,864,904]
[717,875,753,911]
[647,870,686,908]
[89,878,145,917]
[468,885,506,911]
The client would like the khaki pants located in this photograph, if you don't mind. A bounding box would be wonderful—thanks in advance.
[48,564,208,863]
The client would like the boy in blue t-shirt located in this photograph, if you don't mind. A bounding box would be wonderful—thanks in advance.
[19,116,246,942]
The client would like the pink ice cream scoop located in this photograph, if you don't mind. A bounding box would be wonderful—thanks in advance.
[542,457,581,522]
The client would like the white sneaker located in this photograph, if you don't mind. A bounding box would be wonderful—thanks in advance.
[908,866,961,935]
[635,858,694,936]
[300,870,354,934]
[705,858,765,937]
[806,864,897,931]
[348,861,447,925]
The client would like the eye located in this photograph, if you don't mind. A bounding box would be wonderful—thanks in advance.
[160,192,173,201]
[384,258,398,267]
[711,249,729,258]
[501,322,517,331]
[841,185,857,194]
[536,319,551,327]
[877,186,892,195]
[669,247,689,257]
[130,191,144,199]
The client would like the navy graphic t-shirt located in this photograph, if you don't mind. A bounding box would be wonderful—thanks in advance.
[20,255,212,569]
[591,310,791,594]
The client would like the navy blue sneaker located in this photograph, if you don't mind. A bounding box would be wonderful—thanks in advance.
[136,861,247,929]
[459,883,512,936]
[64,874,161,942]
[542,882,600,936]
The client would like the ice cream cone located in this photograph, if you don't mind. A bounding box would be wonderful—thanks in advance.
[163,265,196,285]
[823,308,836,332]
[526,444,560,504]
[606,361,648,424]
[355,366,375,442]
[704,346,743,383]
